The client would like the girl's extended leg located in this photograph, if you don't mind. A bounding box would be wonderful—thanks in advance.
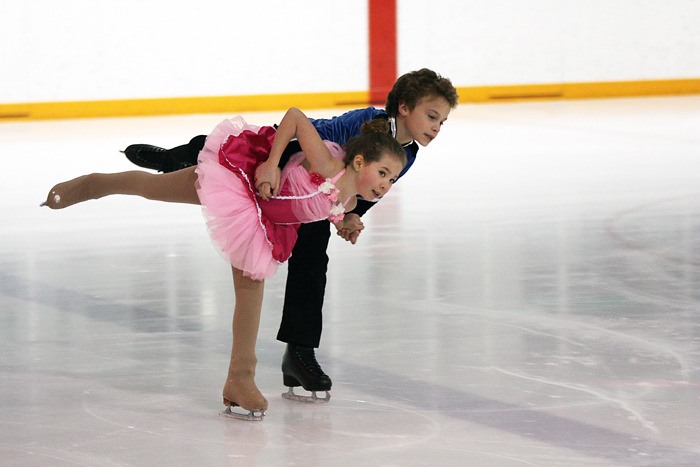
[42,167,200,209]
[223,267,268,414]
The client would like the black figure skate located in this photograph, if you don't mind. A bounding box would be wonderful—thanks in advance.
[121,144,193,173]
[281,344,332,403]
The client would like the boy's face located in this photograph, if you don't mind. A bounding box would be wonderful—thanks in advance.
[397,95,451,147]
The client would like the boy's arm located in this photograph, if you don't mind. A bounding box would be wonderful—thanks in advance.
[349,198,375,217]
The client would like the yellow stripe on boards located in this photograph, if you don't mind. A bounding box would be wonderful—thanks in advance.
[0,91,369,121]
[1,79,700,121]
[458,78,700,103]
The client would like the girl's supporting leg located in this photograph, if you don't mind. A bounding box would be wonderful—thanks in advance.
[223,267,268,413]
[42,167,200,209]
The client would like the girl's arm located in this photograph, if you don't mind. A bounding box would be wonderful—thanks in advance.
[272,108,338,173]
[257,107,339,200]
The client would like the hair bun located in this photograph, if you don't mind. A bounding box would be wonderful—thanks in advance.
[360,119,390,135]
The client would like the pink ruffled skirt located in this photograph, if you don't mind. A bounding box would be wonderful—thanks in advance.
[195,117,298,280]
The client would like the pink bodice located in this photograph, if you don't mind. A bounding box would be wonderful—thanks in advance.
[259,144,348,225]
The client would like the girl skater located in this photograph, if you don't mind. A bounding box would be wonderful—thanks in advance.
[42,107,406,420]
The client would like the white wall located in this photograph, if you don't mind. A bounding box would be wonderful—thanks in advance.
[1,0,699,105]
[0,0,368,103]
[399,0,700,85]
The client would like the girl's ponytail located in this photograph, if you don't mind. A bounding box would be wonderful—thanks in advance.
[344,119,406,168]
[359,119,391,135]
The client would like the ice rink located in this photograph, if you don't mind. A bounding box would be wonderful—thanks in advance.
[1,96,699,466]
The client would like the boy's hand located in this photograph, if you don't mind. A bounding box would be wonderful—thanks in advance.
[334,213,364,244]
[255,163,281,200]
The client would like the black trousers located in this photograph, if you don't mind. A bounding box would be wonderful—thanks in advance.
[277,220,331,348]
[172,135,330,348]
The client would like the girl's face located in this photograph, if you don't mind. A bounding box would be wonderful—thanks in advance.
[354,153,404,201]
[397,95,452,146]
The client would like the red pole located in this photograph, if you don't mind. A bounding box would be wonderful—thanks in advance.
[368,0,397,105]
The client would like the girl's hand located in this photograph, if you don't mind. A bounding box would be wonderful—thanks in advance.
[255,163,281,201]
[334,213,364,244]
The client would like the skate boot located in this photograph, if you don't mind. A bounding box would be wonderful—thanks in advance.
[121,144,193,173]
[281,344,331,403]
[221,356,268,421]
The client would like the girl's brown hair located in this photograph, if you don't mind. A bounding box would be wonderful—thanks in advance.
[344,120,406,167]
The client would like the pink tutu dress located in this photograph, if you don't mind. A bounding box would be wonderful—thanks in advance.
[195,117,350,280]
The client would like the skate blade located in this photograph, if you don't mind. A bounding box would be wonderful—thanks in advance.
[219,405,265,421]
[281,387,331,403]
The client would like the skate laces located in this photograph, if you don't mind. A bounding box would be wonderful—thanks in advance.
[294,347,326,377]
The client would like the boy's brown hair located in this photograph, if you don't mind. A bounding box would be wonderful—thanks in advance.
[385,68,459,117]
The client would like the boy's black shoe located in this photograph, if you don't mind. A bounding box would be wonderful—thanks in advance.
[281,343,332,403]
[121,144,193,173]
